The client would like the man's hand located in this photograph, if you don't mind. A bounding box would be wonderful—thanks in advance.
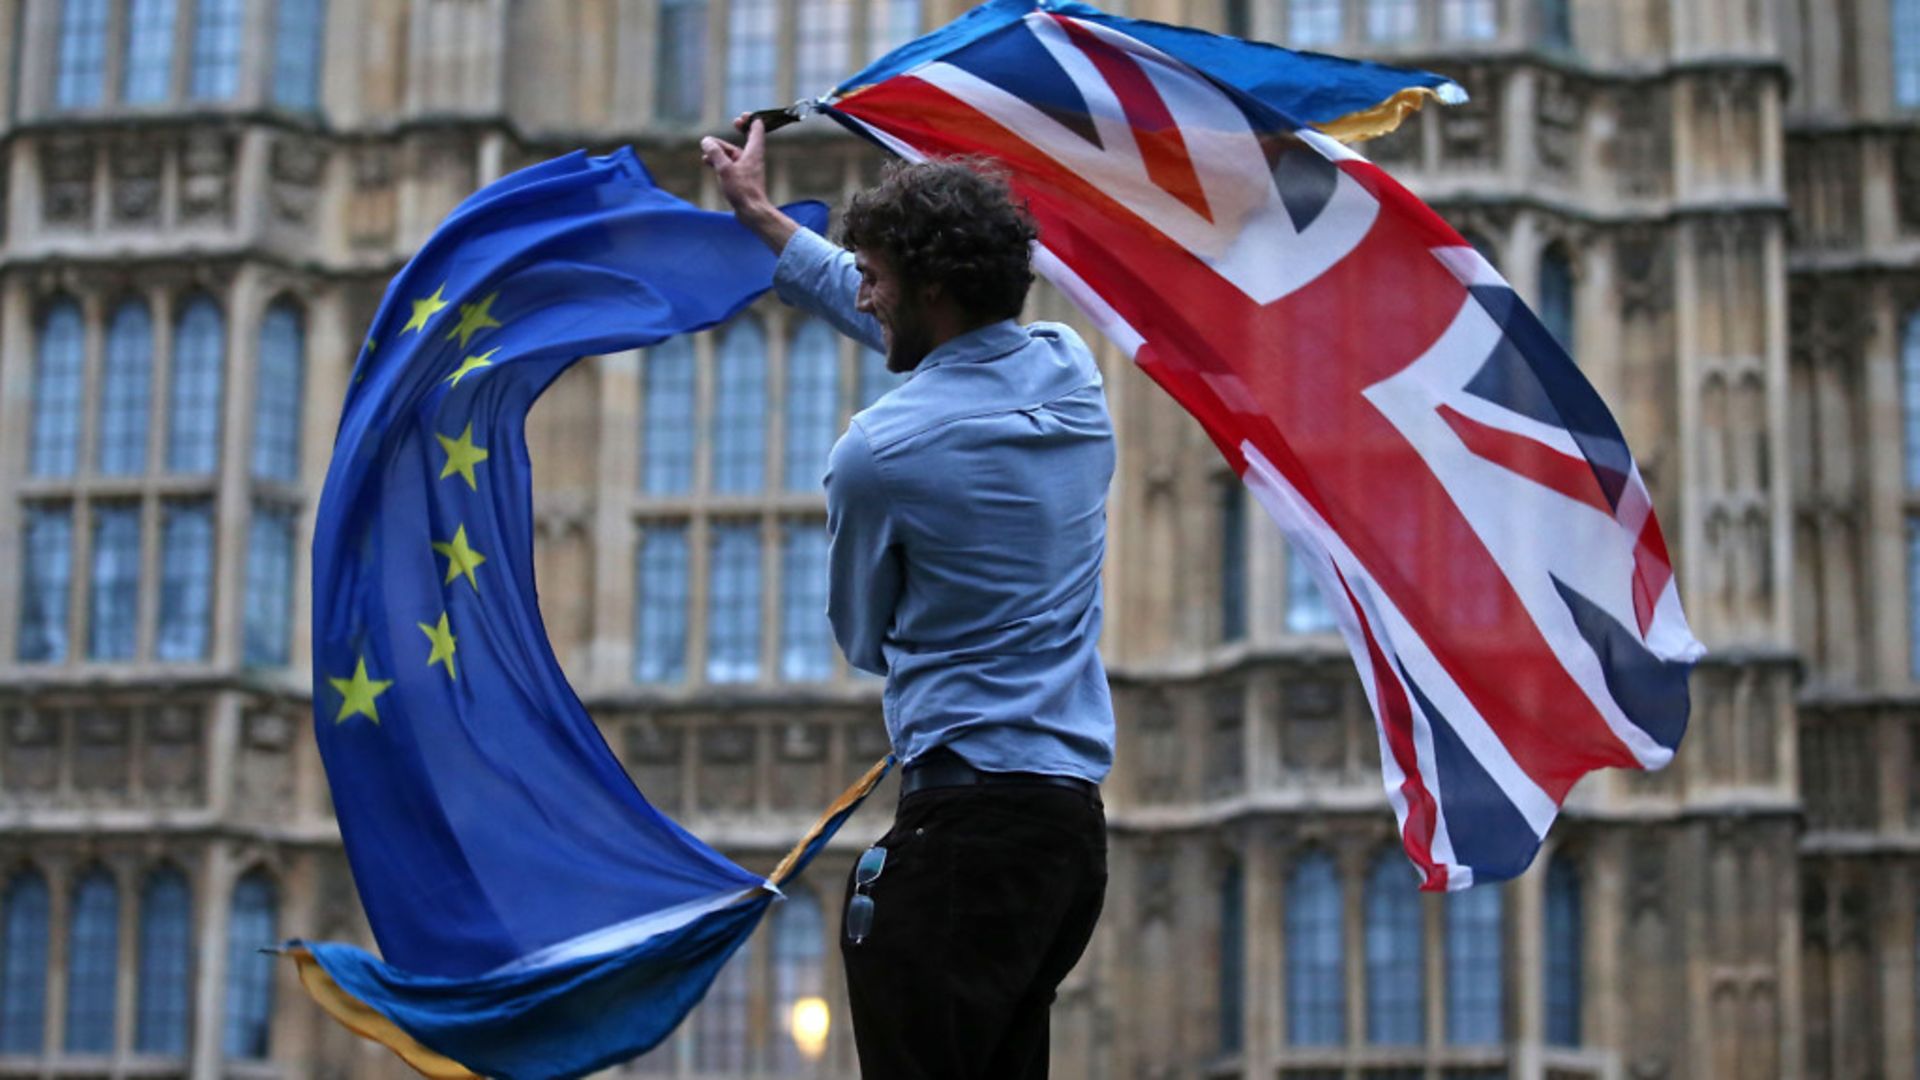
[701,117,800,255]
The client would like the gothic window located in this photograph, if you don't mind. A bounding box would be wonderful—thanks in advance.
[1219,859,1245,1055]
[713,319,768,493]
[1544,856,1582,1046]
[1284,851,1345,1046]
[243,505,296,667]
[1364,851,1424,1044]
[168,297,225,473]
[89,505,142,661]
[1539,0,1572,50]
[0,869,50,1053]
[1445,884,1505,1043]
[1440,0,1498,40]
[692,944,750,1072]
[135,867,192,1054]
[253,302,305,483]
[271,0,325,109]
[869,0,920,60]
[656,0,708,123]
[726,0,779,119]
[123,0,178,104]
[157,501,215,661]
[795,0,852,98]
[1540,243,1576,359]
[858,347,902,409]
[18,507,74,663]
[643,338,696,495]
[1897,0,1920,106]
[190,0,246,101]
[1288,0,1344,46]
[1365,0,1417,41]
[1221,481,1247,643]
[1285,541,1337,633]
[32,299,86,477]
[222,872,276,1059]
[1902,312,1920,489]
[65,867,119,1053]
[99,300,155,476]
[707,522,762,683]
[56,0,110,108]
[635,525,691,683]
[785,318,840,491]
[780,524,832,681]
[769,889,829,1070]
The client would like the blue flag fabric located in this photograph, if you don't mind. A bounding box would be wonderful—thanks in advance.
[296,147,858,1079]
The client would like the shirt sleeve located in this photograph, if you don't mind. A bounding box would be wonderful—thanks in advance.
[824,424,903,676]
[773,226,888,354]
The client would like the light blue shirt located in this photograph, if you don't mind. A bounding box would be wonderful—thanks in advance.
[774,227,1116,783]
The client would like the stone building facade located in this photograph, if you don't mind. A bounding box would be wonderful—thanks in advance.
[0,0,1907,1078]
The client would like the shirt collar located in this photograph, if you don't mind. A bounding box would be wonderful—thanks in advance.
[907,320,1029,378]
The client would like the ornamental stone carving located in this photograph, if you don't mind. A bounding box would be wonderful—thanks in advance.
[41,136,95,226]
[270,136,328,226]
[1439,67,1500,169]
[110,139,163,226]
[2,708,59,798]
[143,705,203,805]
[1535,72,1582,177]
[696,722,755,813]
[72,708,132,799]
[1612,86,1670,200]
[625,719,683,812]
[178,130,235,225]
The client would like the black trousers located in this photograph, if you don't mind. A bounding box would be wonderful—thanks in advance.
[840,779,1107,1079]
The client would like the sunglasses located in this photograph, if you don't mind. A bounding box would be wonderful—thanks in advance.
[844,845,888,944]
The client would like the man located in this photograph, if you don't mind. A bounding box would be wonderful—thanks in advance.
[701,119,1114,1079]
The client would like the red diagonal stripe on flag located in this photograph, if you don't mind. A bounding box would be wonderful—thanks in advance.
[1436,404,1614,515]
[1054,16,1214,223]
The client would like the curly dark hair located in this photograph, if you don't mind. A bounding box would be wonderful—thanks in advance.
[838,158,1040,323]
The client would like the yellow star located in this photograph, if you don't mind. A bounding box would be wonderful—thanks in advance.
[436,423,491,490]
[444,348,500,388]
[445,292,503,350]
[417,612,458,680]
[402,284,449,334]
[364,336,376,354]
[432,524,487,592]
[327,657,393,725]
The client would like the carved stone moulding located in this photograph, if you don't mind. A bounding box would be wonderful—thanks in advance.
[40,134,96,227]
[109,137,164,226]
[1435,65,1502,169]
[1535,71,1584,177]
[178,129,236,226]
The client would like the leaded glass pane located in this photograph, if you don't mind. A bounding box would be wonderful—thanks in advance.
[18,508,74,663]
[707,523,762,683]
[124,0,178,103]
[1903,314,1920,489]
[1285,852,1344,1046]
[869,0,920,60]
[656,0,707,123]
[1540,245,1576,359]
[795,0,851,97]
[56,0,110,108]
[32,301,85,478]
[1365,852,1424,1045]
[858,347,902,409]
[691,943,750,1072]
[1289,0,1343,45]
[272,0,325,109]
[99,301,155,476]
[253,303,305,482]
[244,506,295,667]
[157,502,214,662]
[1544,857,1581,1047]
[781,524,831,681]
[1221,482,1246,642]
[1285,541,1336,633]
[190,0,245,101]
[0,870,50,1053]
[1219,861,1245,1055]
[786,318,840,491]
[1446,885,1505,1043]
[1440,0,1498,40]
[169,298,225,473]
[769,890,828,1071]
[1366,0,1417,41]
[64,869,118,1053]
[643,338,697,495]
[135,868,192,1054]
[222,874,275,1059]
[726,0,778,118]
[89,506,142,662]
[713,320,767,493]
[1539,0,1572,50]
[1898,0,1920,106]
[634,525,689,683]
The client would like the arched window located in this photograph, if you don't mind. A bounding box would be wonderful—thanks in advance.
[169,297,225,473]
[99,300,155,476]
[55,0,109,108]
[857,347,902,410]
[780,525,831,681]
[1544,857,1582,1046]
[725,0,778,118]
[1284,852,1344,1046]
[1220,481,1246,643]
[1902,312,1920,490]
[692,945,750,1072]
[1364,851,1423,1044]
[868,0,920,61]
[136,867,192,1054]
[1539,243,1576,360]
[271,0,325,109]
[707,523,762,683]
[656,0,707,123]
[1539,0,1572,50]
[1288,0,1343,46]
[712,320,767,493]
[123,0,178,104]
[222,872,277,1059]
[0,869,51,1053]
[65,867,119,1053]
[31,299,85,477]
[634,524,691,683]
[786,318,840,492]
[1365,0,1417,41]
[190,0,245,101]
[253,302,305,482]
[643,337,696,495]
[89,506,142,661]
[157,501,215,661]
[1219,859,1245,1055]
[1897,0,1920,106]
[769,890,828,1070]
[18,508,73,663]
[795,0,852,98]
[1445,884,1505,1043]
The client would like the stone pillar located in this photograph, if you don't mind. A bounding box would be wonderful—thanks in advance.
[190,843,235,1080]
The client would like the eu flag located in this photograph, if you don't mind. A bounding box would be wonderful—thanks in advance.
[291,148,883,1080]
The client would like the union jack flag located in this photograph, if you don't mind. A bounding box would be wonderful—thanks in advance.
[818,0,1705,889]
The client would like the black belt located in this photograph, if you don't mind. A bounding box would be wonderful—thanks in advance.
[899,749,1098,799]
